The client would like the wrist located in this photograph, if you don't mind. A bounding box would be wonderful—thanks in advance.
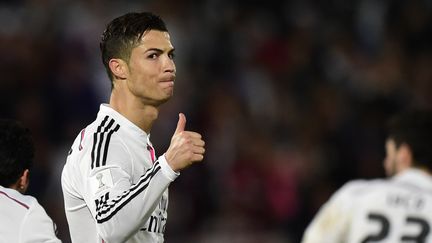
[158,154,180,180]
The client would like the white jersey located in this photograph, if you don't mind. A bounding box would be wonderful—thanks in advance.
[302,169,432,243]
[61,104,179,243]
[0,185,60,243]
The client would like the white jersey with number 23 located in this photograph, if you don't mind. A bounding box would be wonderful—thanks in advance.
[302,169,432,243]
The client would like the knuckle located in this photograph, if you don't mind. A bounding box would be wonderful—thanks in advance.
[182,132,190,138]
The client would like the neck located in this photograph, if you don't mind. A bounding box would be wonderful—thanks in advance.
[109,86,159,133]
[9,182,26,194]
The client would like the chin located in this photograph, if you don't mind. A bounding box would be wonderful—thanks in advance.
[163,90,174,100]
[153,95,172,106]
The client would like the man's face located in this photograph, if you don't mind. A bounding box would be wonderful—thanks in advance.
[126,30,176,106]
[384,138,398,177]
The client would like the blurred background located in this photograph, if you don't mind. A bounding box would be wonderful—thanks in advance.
[1,0,432,242]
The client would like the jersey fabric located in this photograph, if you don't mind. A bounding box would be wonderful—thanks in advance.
[0,185,60,243]
[302,169,432,243]
[62,104,179,243]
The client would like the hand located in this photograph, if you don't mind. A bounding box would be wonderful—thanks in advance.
[165,113,205,171]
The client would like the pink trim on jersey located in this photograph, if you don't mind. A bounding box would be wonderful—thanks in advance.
[0,190,29,209]
[79,129,86,151]
[147,144,156,163]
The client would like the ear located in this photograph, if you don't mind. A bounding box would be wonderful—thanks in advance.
[396,143,413,171]
[17,169,30,194]
[108,58,129,80]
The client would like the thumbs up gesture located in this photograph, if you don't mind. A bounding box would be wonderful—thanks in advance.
[165,113,205,172]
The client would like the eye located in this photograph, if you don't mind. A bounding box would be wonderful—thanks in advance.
[148,53,158,59]
[168,52,175,60]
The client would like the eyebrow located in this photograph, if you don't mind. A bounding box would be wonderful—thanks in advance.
[146,48,175,53]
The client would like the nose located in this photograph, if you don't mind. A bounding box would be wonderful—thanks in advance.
[163,55,176,73]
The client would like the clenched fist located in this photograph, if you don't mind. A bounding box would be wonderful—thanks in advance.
[165,113,205,172]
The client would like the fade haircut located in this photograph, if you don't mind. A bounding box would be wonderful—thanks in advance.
[100,12,168,88]
[387,110,432,170]
[0,120,34,187]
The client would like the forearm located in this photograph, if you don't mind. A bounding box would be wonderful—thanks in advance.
[94,156,177,242]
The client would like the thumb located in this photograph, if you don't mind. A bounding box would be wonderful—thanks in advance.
[174,113,186,134]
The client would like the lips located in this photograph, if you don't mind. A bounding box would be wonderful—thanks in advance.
[159,77,175,88]
[160,76,175,83]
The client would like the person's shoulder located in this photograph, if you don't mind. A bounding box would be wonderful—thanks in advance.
[342,178,385,190]
[333,178,387,201]
[71,113,124,150]
[68,115,102,146]
[86,114,124,139]
[0,188,38,210]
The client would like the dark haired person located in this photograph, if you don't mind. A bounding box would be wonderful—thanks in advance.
[0,119,60,242]
[302,110,432,243]
[61,12,205,243]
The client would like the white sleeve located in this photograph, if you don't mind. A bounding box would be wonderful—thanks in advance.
[20,200,61,243]
[83,140,178,243]
[301,182,359,243]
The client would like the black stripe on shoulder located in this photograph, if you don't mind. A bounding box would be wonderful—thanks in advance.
[102,124,120,167]
[91,116,109,169]
[95,119,115,168]
[91,116,121,169]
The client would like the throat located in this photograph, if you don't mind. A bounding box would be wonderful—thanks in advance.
[109,92,159,133]
[126,106,158,133]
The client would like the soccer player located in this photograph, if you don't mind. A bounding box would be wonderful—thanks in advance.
[302,110,432,243]
[61,12,205,243]
[0,119,61,242]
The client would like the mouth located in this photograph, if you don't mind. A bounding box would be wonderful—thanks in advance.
[159,78,175,88]
[160,79,175,83]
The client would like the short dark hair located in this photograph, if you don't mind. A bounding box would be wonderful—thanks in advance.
[387,110,432,170]
[0,120,34,187]
[100,12,168,88]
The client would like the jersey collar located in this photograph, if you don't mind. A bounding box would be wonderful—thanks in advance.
[393,168,432,191]
[98,104,149,140]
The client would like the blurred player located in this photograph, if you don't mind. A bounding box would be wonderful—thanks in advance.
[302,110,432,243]
[61,12,205,243]
[0,119,61,242]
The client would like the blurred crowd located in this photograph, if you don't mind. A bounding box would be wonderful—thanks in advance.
[1,0,432,242]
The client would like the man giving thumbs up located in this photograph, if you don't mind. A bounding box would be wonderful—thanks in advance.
[166,113,205,171]
[61,12,205,243]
